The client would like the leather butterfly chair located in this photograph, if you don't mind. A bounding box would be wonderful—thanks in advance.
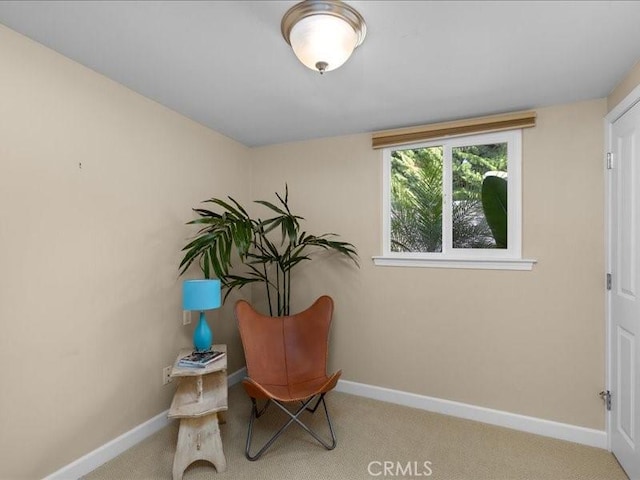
[235,295,341,460]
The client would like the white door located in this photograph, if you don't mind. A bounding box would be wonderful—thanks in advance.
[611,99,640,479]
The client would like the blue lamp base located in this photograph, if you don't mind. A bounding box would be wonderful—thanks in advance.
[193,311,213,352]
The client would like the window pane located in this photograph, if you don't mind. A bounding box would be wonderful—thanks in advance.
[452,143,507,249]
[390,146,443,252]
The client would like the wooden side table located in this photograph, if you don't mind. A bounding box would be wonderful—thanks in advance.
[169,344,228,480]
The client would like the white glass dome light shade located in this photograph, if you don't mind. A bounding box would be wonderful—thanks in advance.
[281,0,367,74]
[289,14,358,73]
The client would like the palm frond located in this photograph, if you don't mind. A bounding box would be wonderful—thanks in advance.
[179,186,359,314]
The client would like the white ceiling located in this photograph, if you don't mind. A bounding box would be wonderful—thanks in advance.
[1,1,640,147]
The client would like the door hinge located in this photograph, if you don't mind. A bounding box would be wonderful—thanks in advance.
[607,273,612,290]
[599,390,612,411]
[607,152,614,169]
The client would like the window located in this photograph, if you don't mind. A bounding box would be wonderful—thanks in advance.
[374,130,534,270]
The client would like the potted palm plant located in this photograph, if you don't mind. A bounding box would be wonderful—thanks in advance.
[179,186,358,316]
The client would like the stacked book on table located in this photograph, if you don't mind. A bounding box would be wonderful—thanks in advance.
[178,350,226,368]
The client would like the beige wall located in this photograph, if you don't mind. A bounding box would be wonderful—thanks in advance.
[0,20,612,479]
[0,26,250,479]
[251,98,607,431]
[608,60,640,112]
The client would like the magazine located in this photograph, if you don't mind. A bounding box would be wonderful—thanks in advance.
[178,350,225,368]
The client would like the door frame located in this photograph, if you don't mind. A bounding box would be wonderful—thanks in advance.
[605,84,640,452]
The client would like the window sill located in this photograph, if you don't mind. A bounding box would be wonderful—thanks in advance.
[372,256,537,271]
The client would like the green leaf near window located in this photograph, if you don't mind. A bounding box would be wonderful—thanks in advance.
[481,175,508,248]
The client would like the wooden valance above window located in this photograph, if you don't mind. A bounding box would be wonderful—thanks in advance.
[371,110,537,149]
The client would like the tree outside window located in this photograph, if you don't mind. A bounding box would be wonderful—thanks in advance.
[390,138,509,254]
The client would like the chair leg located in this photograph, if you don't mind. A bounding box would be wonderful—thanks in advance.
[304,394,324,413]
[245,394,337,461]
[255,399,271,418]
[246,397,307,461]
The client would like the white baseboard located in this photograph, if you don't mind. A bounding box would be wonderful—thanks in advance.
[43,366,248,480]
[335,379,607,450]
[43,410,172,480]
[227,366,247,386]
[45,369,606,479]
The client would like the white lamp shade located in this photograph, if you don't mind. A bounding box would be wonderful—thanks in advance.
[289,14,358,72]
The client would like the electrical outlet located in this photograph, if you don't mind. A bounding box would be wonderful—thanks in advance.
[163,366,173,385]
[183,310,191,325]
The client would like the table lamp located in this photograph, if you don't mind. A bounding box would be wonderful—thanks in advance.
[182,279,221,352]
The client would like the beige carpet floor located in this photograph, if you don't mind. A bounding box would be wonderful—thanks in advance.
[84,385,627,480]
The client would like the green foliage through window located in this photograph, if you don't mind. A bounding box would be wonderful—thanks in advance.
[390,142,508,252]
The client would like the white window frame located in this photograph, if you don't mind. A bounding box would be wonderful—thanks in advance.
[373,130,536,270]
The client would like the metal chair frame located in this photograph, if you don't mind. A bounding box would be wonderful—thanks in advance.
[245,393,337,461]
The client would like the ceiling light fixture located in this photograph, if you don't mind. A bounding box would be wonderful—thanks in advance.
[281,0,366,75]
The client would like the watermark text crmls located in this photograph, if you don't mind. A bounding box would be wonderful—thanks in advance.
[367,461,433,477]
